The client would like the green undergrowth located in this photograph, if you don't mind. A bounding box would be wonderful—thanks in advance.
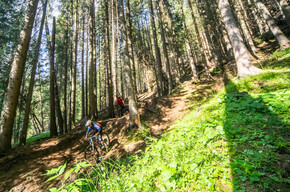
[26,132,50,143]
[46,58,289,191]
[128,121,151,142]
[13,132,50,147]
[259,48,290,70]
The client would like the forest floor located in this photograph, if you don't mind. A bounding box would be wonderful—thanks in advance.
[0,75,224,192]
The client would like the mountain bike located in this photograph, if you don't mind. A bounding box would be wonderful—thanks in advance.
[84,132,111,164]
[117,105,129,117]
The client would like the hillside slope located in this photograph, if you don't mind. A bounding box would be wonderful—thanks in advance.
[1,48,289,192]
[0,74,224,192]
[45,49,289,192]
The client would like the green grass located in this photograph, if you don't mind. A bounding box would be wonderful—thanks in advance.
[259,48,290,70]
[13,132,50,147]
[128,121,151,142]
[46,51,290,191]
[26,132,50,143]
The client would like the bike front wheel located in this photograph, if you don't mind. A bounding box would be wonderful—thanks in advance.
[84,143,99,164]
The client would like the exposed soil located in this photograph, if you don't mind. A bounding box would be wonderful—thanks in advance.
[0,76,224,192]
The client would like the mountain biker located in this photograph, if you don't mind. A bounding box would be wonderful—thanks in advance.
[84,120,102,140]
[116,96,126,116]
[116,96,125,107]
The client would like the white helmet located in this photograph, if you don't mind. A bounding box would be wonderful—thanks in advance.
[85,120,92,127]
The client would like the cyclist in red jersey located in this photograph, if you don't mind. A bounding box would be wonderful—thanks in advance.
[116,96,127,116]
[116,96,124,106]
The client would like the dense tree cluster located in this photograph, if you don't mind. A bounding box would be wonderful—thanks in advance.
[0,0,289,153]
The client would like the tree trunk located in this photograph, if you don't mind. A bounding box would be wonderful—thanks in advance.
[232,0,258,55]
[179,0,198,81]
[118,0,141,128]
[257,1,290,49]
[68,0,74,132]
[49,17,57,137]
[93,19,98,118]
[63,0,69,133]
[218,0,262,78]
[86,29,89,116]
[45,16,63,135]
[279,0,290,27]
[98,41,102,110]
[81,16,85,119]
[248,0,269,35]
[0,0,39,153]
[111,0,117,101]
[32,115,40,135]
[38,66,44,132]
[156,1,173,93]
[89,0,97,118]
[149,0,164,96]
[20,0,47,145]
[162,0,182,83]
[105,0,115,118]
[71,0,79,127]
[126,0,138,95]
[54,73,64,134]
[15,75,26,144]
[188,0,213,78]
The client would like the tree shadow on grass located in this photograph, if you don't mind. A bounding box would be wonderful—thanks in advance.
[223,78,290,191]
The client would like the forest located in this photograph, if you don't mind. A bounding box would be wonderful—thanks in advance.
[0,0,289,191]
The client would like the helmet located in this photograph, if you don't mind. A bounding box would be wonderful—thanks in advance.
[85,120,92,127]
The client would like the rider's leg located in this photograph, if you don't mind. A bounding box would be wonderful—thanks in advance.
[97,133,105,149]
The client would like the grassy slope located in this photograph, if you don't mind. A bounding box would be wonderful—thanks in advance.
[48,49,290,192]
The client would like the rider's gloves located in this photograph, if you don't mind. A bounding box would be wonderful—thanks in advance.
[95,133,98,136]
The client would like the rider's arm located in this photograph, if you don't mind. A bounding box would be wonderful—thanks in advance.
[85,127,91,138]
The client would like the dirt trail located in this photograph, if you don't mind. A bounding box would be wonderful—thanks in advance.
[0,77,223,192]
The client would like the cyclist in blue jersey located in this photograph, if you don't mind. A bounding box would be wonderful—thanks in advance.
[84,120,102,140]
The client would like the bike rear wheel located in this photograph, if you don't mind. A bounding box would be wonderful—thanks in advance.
[100,133,111,152]
[84,143,99,164]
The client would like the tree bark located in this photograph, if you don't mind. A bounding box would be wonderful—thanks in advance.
[111,0,117,101]
[179,0,198,81]
[156,1,173,93]
[218,0,262,78]
[126,0,138,94]
[45,16,63,135]
[279,0,290,27]
[118,0,141,128]
[149,0,164,96]
[0,0,39,153]
[257,1,290,49]
[49,17,57,137]
[20,0,47,145]
[86,31,89,116]
[63,0,69,133]
[54,72,64,134]
[105,0,115,118]
[89,0,97,118]
[188,0,213,78]
[81,16,85,119]
[247,0,269,35]
[38,66,44,132]
[162,0,182,83]
[71,0,79,127]
[232,0,258,55]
